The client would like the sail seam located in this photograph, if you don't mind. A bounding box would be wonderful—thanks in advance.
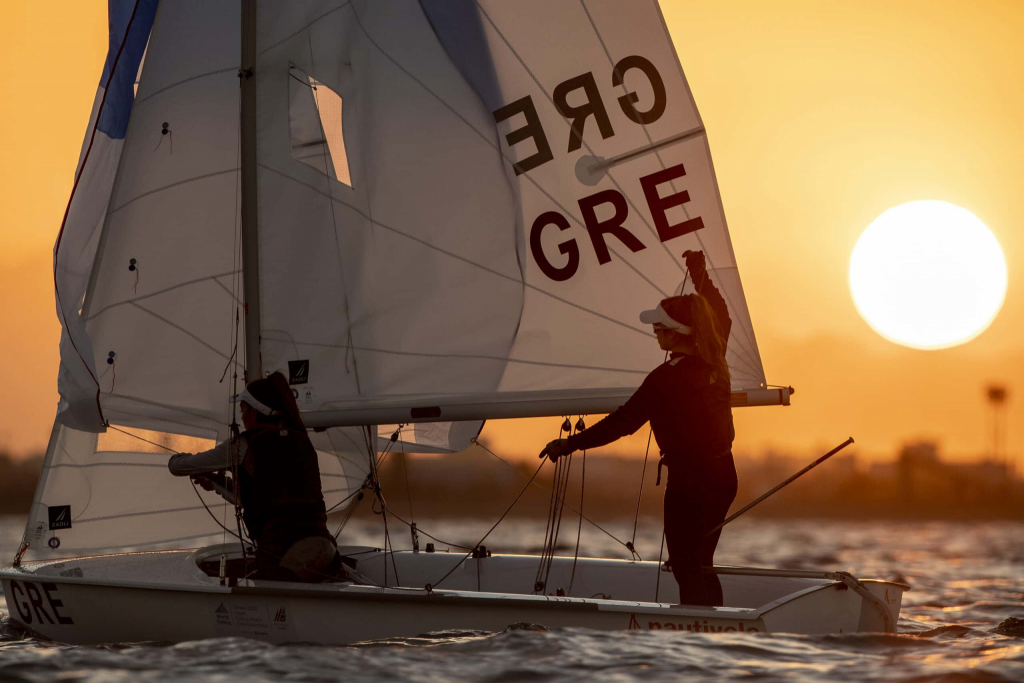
[75,505,206,524]
[133,66,238,107]
[46,462,166,469]
[127,302,234,361]
[346,4,669,300]
[258,1,353,56]
[106,398,225,428]
[262,334,648,374]
[107,168,239,217]
[259,163,654,339]
[85,269,241,321]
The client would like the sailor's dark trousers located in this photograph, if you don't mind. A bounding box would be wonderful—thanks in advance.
[663,454,738,607]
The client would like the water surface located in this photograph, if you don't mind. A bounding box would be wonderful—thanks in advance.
[2,516,1022,681]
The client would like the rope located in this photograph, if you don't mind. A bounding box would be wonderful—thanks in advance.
[474,438,632,553]
[534,420,575,594]
[428,460,546,590]
[384,508,473,552]
[655,530,667,603]
[105,424,175,452]
[567,418,587,594]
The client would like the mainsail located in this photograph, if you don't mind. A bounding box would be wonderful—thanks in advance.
[28,0,776,560]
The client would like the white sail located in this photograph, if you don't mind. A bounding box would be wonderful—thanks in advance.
[55,0,766,438]
[19,420,372,562]
[31,0,773,558]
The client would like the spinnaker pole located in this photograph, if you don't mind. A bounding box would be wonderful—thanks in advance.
[240,0,261,381]
[706,437,855,537]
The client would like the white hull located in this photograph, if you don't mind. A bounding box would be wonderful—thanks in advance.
[1,545,906,645]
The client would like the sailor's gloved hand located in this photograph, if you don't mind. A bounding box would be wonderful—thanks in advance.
[192,471,229,492]
[682,250,707,284]
[539,439,572,462]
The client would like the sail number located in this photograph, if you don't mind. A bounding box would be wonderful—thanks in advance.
[493,55,703,282]
[7,580,75,625]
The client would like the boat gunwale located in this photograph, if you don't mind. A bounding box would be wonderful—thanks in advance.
[0,548,910,619]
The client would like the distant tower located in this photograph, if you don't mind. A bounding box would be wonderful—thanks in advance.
[985,384,1008,471]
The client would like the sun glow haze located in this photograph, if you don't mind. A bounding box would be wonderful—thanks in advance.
[849,201,1007,350]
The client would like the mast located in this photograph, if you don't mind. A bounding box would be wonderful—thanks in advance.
[240,0,261,381]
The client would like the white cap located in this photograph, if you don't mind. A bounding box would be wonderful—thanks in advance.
[231,386,279,416]
[639,303,692,334]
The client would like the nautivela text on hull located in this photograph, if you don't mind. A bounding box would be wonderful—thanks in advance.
[1,547,907,645]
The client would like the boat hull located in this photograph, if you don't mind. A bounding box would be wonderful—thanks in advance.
[0,548,906,645]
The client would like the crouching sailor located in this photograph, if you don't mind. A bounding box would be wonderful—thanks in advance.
[168,372,343,582]
[539,250,737,607]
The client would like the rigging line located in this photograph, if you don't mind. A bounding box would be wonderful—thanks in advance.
[578,4,766,377]
[299,47,361,392]
[53,0,147,429]
[384,508,474,551]
[630,423,654,556]
[105,424,176,452]
[429,460,546,590]
[366,425,399,587]
[536,420,575,593]
[261,334,649,374]
[268,168,659,340]
[568,440,586,594]
[345,4,669,301]
[654,529,666,603]
[473,438,631,551]
[86,269,242,321]
[190,477,246,542]
[396,430,415,524]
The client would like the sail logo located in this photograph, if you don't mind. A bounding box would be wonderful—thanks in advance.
[493,55,704,282]
[48,505,72,530]
[288,360,309,385]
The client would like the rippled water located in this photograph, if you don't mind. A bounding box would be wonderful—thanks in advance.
[2,516,1022,681]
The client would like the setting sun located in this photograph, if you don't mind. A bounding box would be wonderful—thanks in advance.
[849,200,1007,350]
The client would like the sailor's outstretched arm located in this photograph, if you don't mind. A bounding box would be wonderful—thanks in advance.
[562,373,657,452]
[168,440,235,476]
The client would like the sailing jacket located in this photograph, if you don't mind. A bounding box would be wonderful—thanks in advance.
[168,427,332,560]
[564,273,734,473]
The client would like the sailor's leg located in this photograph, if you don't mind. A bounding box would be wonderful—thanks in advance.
[701,456,739,607]
[664,483,710,606]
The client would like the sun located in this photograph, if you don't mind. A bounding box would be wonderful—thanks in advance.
[849,201,1007,350]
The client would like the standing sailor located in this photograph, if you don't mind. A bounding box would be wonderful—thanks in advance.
[540,250,737,607]
[168,372,342,582]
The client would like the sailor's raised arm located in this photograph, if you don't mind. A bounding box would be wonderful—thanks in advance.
[685,250,732,341]
[167,439,235,476]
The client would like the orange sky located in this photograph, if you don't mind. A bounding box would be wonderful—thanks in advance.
[1,2,1022,464]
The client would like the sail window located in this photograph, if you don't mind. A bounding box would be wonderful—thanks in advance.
[288,66,351,186]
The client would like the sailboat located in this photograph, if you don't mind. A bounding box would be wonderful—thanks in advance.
[1,0,906,644]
